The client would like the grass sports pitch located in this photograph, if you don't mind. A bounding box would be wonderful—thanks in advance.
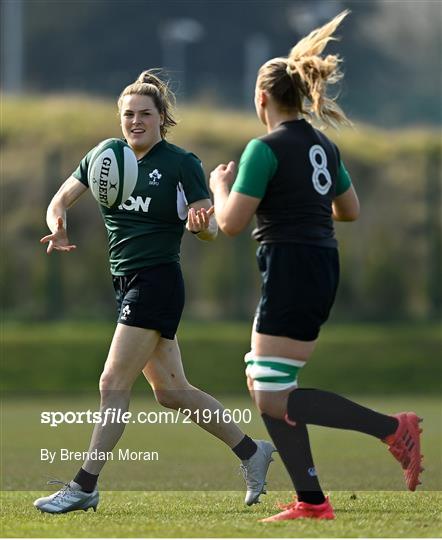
[2,322,441,536]
[2,490,441,538]
[1,395,441,538]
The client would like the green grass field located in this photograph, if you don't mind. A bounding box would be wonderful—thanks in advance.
[2,323,441,536]
[1,395,441,537]
[2,396,441,492]
[1,490,441,538]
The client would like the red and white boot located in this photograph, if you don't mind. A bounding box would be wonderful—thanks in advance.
[383,412,424,491]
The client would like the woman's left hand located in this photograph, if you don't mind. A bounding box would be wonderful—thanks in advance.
[209,161,236,193]
[186,206,215,233]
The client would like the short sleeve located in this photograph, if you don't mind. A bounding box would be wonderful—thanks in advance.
[336,160,352,196]
[72,149,95,188]
[232,139,278,199]
[179,153,210,204]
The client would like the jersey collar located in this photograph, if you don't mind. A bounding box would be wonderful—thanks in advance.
[136,139,166,163]
[121,138,165,163]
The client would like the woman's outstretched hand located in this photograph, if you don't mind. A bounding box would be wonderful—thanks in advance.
[40,217,77,254]
[186,206,215,234]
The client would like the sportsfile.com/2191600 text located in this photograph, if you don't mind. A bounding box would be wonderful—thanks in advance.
[40,408,252,427]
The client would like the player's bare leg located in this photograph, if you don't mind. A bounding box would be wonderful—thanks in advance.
[143,337,245,445]
[83,324,161,474]
[34,324,161,514]
[143,337,275,504]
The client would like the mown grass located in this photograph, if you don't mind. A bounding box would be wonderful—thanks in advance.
[2,320,441,537]
[2,396,441,492]
[1,491,441,538]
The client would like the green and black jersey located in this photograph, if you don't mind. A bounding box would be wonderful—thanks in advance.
[232,119,352,248]
[73,139,210,275]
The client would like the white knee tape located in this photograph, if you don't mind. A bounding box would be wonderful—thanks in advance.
[244,352,305,391]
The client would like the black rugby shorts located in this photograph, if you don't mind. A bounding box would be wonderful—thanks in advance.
[112,262,185,340]
[255,243,339,341]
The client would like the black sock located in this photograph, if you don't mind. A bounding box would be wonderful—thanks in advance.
[287,388,399,439]
[73,467,99,493]
[232,435,258,460]
[262,414,325,505]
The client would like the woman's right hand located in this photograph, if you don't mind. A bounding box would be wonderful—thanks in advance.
[40,217,77,254]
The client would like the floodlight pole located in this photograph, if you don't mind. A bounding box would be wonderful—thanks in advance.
[244,34,270,109]
[161,18,204,100]
[1,0,24,94]
[426,147,442,318]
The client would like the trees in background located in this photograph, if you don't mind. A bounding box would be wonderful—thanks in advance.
[2,98,440,322]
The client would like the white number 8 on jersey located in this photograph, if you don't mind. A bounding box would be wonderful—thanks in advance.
[309,144,332,195]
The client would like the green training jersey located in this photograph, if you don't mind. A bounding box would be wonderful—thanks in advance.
[73,139,210,275]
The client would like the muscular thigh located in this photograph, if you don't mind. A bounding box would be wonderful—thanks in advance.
[252,327,316,361]
[142,337,189,391]
[101,323,161,389]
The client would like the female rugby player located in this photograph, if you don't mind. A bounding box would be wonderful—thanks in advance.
[210,11,423,521]
[34,71,275,514]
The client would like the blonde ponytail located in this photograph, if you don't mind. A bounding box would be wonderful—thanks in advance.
[258,10,351,128]
[118,69,177,138]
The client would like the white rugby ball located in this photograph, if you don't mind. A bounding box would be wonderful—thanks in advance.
[88,138,138,208]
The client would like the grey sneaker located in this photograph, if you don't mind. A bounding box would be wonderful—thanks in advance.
[240,440,276,505]
[33,480,99,514]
